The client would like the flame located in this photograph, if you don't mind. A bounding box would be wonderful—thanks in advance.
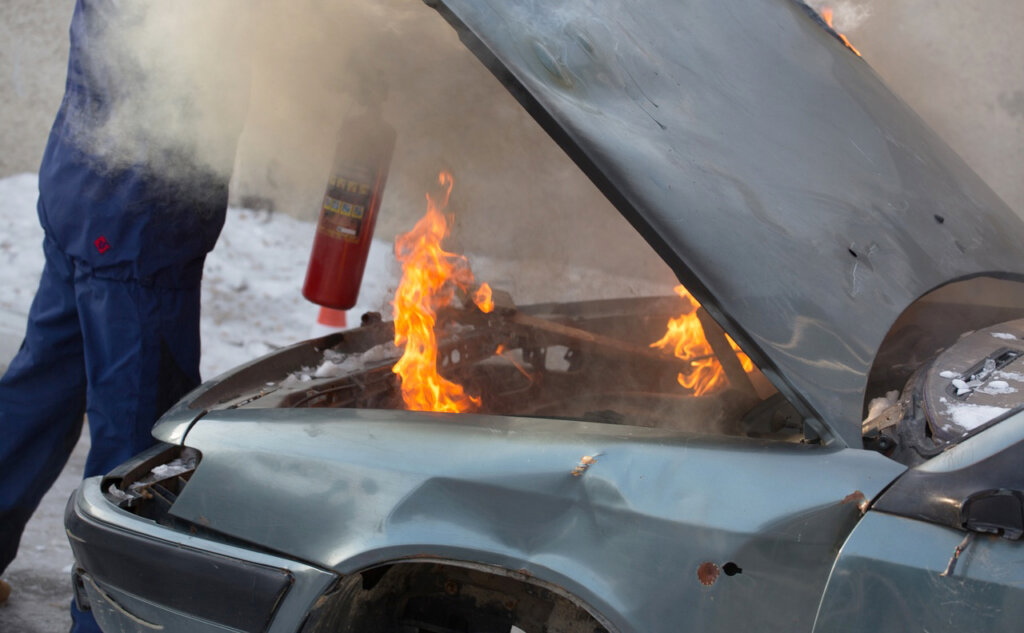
[473,283,494,313]
[822,7,862,57]
[650,285,754,396]
[392,170,483,412]
[726,333,755,373]
[493,343,534,382]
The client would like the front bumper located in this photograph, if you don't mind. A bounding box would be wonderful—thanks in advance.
[65,471,336,633]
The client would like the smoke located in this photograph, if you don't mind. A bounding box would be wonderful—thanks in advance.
[85,1,428,178]
[87,0,467,203]
[805,0,873,31]
[81,0,675,301]
[82,1,252,179]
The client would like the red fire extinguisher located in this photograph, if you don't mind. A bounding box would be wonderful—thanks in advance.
[302,101,397,309]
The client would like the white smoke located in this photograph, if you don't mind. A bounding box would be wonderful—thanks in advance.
[84,0,430,181]
[81,1,252,179]
[78,0,676,291]
[806,0,873,32]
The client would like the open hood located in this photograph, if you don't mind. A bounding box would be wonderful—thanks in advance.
[428,0,1024,445]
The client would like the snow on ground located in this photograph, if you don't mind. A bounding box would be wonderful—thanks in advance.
[0,174,46,369]
[1,170,667,407]
[0,172,403,381]
[2,173,666,379]
[199,206,399,378]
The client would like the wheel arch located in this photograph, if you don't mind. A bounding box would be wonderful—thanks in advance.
[299,556,619,633]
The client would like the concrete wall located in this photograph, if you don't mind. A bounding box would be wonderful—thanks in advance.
[0,0,73,177]
[3,1,1022,221]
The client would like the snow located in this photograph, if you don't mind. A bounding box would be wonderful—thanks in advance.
[995,370,1024,382]
[199,208,400,378]
[0,172,665,381]
[864,389,899,421]
[0,174,47,368]
[978,380,1017,395]
[991,332,1017,340]
[0,173,401,380]
[939,370,960,379]
[945,358,1003,397]
[282,342,401,386]
[944,402,1010,431]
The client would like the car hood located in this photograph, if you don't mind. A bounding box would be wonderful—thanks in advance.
[430,0,1024,444]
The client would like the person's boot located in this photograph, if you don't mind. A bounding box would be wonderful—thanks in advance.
[0,578,11,605]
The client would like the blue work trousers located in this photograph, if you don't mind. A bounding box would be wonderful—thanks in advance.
[0,236,204,632]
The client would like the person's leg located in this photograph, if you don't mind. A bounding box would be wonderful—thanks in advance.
[0,238,86,576]
[75,272,203,478]
[69,273,202,633]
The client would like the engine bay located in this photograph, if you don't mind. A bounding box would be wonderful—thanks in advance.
[189,294,806,442]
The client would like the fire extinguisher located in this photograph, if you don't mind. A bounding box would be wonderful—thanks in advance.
[302,97,397,309]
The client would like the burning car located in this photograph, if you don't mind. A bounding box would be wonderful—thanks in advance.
[66,1,1024,632]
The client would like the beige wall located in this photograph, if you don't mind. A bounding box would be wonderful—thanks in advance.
[3,1,1023,222]
[852,1,1024,219]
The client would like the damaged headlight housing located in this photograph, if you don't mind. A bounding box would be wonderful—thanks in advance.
[101,443,200,524]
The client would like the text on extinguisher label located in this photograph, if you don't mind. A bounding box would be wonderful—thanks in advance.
[318,170,373,242]
[318,195,365,241]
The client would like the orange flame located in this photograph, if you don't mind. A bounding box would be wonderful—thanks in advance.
[392,171,483,412]
[726,333,755,374]
[473,283,495,313]
[651,285,753,396]
[493,343,534,381]
[822,7,862,57]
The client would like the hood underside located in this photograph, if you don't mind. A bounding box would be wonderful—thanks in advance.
[429,0,1024,444]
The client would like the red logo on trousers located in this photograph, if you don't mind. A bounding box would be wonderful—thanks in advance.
[94,236,111,254]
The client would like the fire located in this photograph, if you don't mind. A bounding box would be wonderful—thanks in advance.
[650,285,753,396]
[821,7,862,57]
[727,333,755,374]
[392,170,488,412]
[493,343,534,382]
[473,283,494,313]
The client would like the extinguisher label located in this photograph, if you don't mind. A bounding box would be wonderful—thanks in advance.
[317,167,374,242]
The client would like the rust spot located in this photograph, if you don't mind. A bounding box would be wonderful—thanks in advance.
[571,454,600,477]
[697,562,720,586]
[572,455,595,476]
[196,515,211,527]
[444,580,459,595]
[841,491,864,504]
[516,568,533,578]
[841,491,869,514]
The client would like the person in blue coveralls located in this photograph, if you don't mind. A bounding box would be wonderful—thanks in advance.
[0,2,243,631]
